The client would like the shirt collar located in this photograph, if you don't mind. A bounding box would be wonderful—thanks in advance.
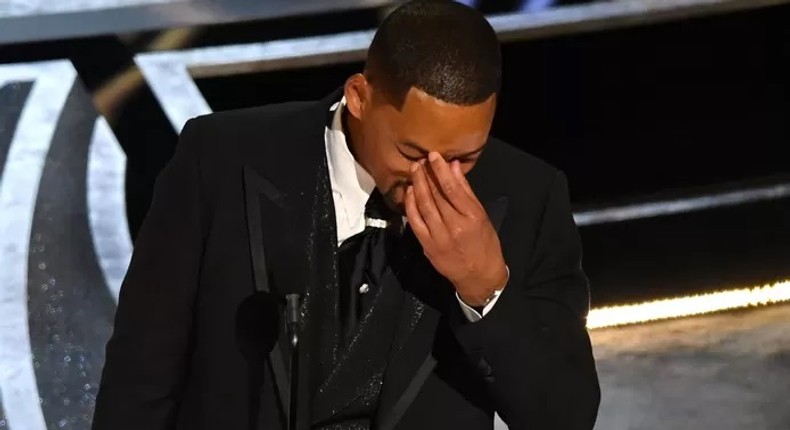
[326,97,376,228]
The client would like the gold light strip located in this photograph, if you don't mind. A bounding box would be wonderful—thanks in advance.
[587,280,790,329]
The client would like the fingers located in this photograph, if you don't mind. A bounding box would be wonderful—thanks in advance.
[410,161,450,243]
[428,152,476,215]
[424,161,463,224]
[451,160,483,209]
[451,160,473,198]
[404,185,431,242]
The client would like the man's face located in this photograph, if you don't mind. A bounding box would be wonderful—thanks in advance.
[345,77,496,212]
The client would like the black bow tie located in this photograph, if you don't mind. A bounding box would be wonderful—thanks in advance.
[337,189,401,346]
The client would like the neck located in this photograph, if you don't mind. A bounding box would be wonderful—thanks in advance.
[342,108,371,174]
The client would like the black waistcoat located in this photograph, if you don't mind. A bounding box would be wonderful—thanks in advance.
[300,185,425,429]
[291,107,428,430]
[309,262,406,430]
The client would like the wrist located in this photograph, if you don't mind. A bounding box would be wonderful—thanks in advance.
[459,289,497,308]
[457,264,509,307]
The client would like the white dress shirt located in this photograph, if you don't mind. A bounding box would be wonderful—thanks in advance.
[324,98,502,322]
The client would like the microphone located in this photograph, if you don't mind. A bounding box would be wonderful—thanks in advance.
[236,290,303,430]
[269,278,304,430]
[283,293,302,430]
[285,293,301,348]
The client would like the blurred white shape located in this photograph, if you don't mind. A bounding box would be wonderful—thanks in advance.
[0,0,182,18]
[588,280,790,329]
[87,117,132,303]
[574,183,790,226]
[0,59,76,430]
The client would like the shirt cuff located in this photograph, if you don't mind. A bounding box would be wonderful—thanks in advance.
[456,266,509,323]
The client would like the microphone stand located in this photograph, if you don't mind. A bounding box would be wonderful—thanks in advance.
[285,294,302,430]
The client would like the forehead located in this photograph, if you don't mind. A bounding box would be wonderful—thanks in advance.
[377,87,495,152]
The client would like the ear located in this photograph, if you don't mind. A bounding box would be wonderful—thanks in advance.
[344,73,370,120]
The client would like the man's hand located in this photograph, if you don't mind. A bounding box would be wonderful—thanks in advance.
[404,152,508,307]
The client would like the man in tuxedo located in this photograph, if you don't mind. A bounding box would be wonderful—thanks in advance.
[92,1,600,429]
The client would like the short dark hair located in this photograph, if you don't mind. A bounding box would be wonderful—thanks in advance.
[365,0,502,109]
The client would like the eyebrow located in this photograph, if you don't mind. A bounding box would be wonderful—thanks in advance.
[400,140,486,160]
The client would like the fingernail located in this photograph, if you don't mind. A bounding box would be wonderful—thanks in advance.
[407,186,413,194]
[428,152,440,162]
[410,162,419,173]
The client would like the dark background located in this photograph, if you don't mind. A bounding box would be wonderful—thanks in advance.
[197,4,790,205]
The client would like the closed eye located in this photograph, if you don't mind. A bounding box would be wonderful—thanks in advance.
[398,148,424,162]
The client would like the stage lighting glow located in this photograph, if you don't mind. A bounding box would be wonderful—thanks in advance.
[587,280,790,329]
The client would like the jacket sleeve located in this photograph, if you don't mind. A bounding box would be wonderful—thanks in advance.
[92,119,207,430]
[452,171,601,430]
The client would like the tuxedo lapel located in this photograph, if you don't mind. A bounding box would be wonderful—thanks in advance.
[374,193,509,430]
[244,163,326,430]
[241,88,344,430]
[484,195,509,232]
[242,165,292,423]
[372,226,445,430]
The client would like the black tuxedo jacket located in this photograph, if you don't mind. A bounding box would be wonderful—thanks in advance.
[92,89,600,430]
